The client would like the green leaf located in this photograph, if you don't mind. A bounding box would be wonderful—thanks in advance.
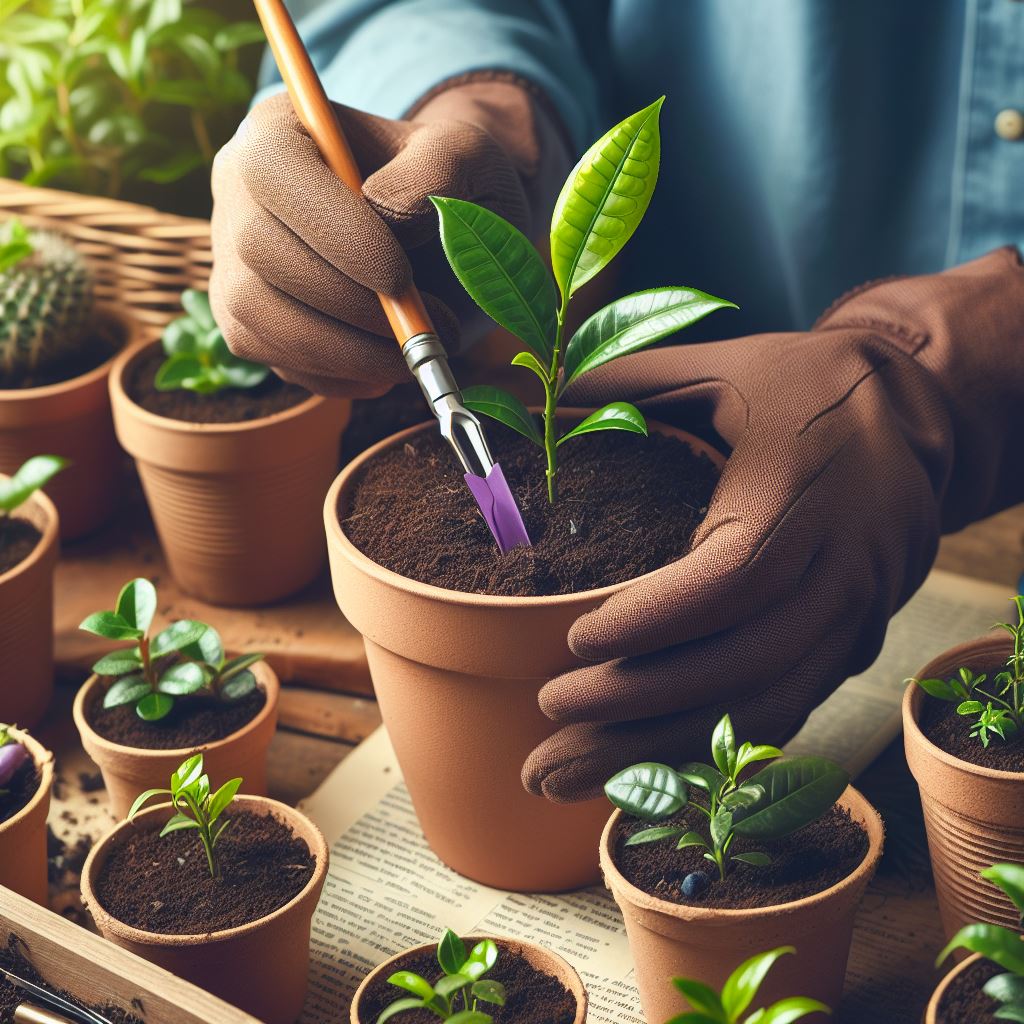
[172,754,204,794]
[158,662,209,696]
[736,743,783,773]
[461,386,542,446]
[755,996,833,1024]
[556,402,647,446]
[677,831,709,851]
[180,625,224,667]
[430,196,556,362]
[712,715,737,778]
[911,676,960,701]
[605,762,687,821]
[983,864,1024,917]
[151,620,208,658]
[79,611,142,641]
[159,813,199,837]
[958,700,984,715]
[174,33,221,80]
[985,974,1024,1005]
[733,757,849,840]
[710,809,733,849]
[664,1015,722,1024]
[220,652,263,680]
[212,21,265,51]
[162,317,200,356]
[671,977,723,1018]
[207,777,242,823]
[102,674,151,708]
[114,578,157,634]
[446,1013,492,1024]
[220,670,258,701]
[732,851,772,867]
[434,974,471,1000]
[92,650,143,676]
[136,692,174,721]
[625,826,685,846]
[678,762,726,794]
[463,940,497,982]
[437,929,467,975]
[0,455,68,512]
[471,980,506,1007]
[721,946,794,1020]
[127,787,169,821]
[722,784,765,812]
[511,350,550,384]
[155,353,205,391]
[377,997,426,1024]
[550,97,664,300]
[993,1006,1024,1023]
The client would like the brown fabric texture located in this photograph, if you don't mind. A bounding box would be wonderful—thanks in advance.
[523,247,1024,802]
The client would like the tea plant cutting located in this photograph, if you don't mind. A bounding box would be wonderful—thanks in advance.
[430,97,736,503]
[80,576,264,721]
[0,454,66,546]
[379,929,505,1024]
[0,725,28,797]
[605,713,848,885]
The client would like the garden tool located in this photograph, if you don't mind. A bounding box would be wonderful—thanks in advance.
[251,0,531,553]
[0,966,113,1024]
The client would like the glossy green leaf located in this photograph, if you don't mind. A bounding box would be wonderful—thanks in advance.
[461,386,542,446]
[605,762,687,821]
[79,611,141,641]
[207,777,242,823]
[755,996,832,1024]
[985,974,1024,1005]
[736,743,783,773]
[732,851,772,867]
[670,977,723,1018]
[386,973,435,1003]
[159,813,199,837]
[625,826,685,846]
[677,831,709,851]
[721,784,764,812]
[434,974,470,1000]
[678,762,726,795]
[161,317,199,356]
[472,980,506,1007]
[157,661,209,696]
[155,353,204,391]
[102,674,150,708]
[983,864,1024,916]
[463,939,498,982]
[556,402,647,446]
[511,350,550,384]
[0,455,67,512]
[710,809,733,849]
[911,676,960,702]
[220,652,263,680]
[114,578,156,634]
[958,700,984,715]
[92,650,143,676]
[172,754,204,794]
[992,1005,1024,1023]
[127,787,169,821]
[721,946,794,1020]
[733,757,848,840]
[221,670,258,701]
[377,997,426,1024]
[712,715,737,778]
[151,620,208,658]
[438,929,467,975]
[446,1013,492,1024]
[136,692,174,721]
[180,624,225,667]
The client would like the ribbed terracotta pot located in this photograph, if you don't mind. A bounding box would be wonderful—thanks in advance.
[73,661,279,820]
[0,307,138,540]
[0,727,53,905]
[925,953,983,1024]
[0,481,58,727]
[325,416,725,893]
[601,786,884,1023]
[81,795,328,1024]
[109,339,349,606]
[904,634,1023,941]
[349,935,587,1024]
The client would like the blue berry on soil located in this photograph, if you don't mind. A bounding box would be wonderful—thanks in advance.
[682,871,710,898]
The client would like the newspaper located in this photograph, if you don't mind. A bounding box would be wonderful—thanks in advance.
[297,569,1014,1024]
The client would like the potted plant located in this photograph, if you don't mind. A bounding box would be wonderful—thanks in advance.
[599,714,884,1022]
[72,576,280,819]
[904,595,1024,939]
[109,289,349,606]
[324,99,733,891]
[0,219,140,538]
[926,863,1024,1024]
[81,753,329,1024]
[0,723,54,905]
[350,928,586,1024]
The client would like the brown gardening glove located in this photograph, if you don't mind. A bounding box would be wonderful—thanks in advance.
[523,246,1024,802]
[210,80,567,397]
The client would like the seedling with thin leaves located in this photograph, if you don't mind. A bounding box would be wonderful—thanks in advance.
[0,455,66,554]
[0,724,28,798]
[605,714,848,883]
[378,929,505,1024]
[431,97,736,503]
[667,946,829,1024]
[128,753,242,881]
[80,577,263,722]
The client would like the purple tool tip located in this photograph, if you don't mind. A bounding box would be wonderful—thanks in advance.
[464,463,531,553]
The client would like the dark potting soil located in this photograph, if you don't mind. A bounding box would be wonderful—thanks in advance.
[124,346,310,424]
[342,422,719,597]
[0,759,40,825]
[0,519,42,576]
[936,958,1002,1023]
[356,945,577,1024]
[613,804,870,910]
[0,330,117,391]
[95,809,315,934]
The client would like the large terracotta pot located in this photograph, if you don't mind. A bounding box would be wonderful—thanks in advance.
[325,417,725,893]
[925,953,983,1024]
[0,307,138,540]
[349,935,587,1024]
[0,726,53,904]
[0,482,58,727]
[904,634,1023,940]
[73,661,280,820]
[109,339,350,606]
[81,795,328,1024]
[601,786,884,1023]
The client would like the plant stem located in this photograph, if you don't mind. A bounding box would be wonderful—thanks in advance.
[544,302,568,504]
[181,791,219,880]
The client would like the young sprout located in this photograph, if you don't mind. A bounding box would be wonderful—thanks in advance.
[0,455,67,552]
[605,714,848,884]
[378,929,505,1024]
[0,725,28,797]
[128,753,242,881]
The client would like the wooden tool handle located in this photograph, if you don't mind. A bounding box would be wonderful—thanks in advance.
[252,0,436,345]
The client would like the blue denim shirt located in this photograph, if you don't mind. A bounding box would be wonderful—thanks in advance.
[261,0,1024,335]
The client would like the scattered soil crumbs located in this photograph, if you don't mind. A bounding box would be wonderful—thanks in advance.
[937,958,1002,1023]
[0,519,42,576]
[0,758,40,825]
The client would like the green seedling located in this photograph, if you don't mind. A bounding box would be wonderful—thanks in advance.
[378,929,505,1024]
[128,753,241,881]
[605,713,848,883]
[667,946,829,1024]
[80,577,263,722]
[0,455,67,552]
[431,97,736,504]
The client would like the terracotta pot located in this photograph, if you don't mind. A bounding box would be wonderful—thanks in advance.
[925,953,982,1024]
[109,339,350,606]
[0,726,53,905]
[325,415,725,893]
[73,661,280,820]
[0,482,58,727]
[0,307,138,540]
[904,634,1024,940]
[601,786,884,1023]
[81,794,328,1024]
[349,935,587,1024]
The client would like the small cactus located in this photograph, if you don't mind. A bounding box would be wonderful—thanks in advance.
[0,219,95,388]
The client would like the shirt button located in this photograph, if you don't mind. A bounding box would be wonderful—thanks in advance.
[995,108,1024,140]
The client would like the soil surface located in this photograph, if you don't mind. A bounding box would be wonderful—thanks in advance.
[342,421,719,597]
[0,758,40,824]
[356,944,577,1024]
[937,958,1002,1023]
[124,346,310,423]
[613,804,870,909]
[0,519,42,576]
[95,809,315,934]
[0,329,117,390]
[87,685,266,749]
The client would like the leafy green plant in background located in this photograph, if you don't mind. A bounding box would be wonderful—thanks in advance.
[80,576,263,721]
[667,946,829,1024]
[431,97,736,503]
[0,454,66,548]
[605,713,848,883]
[378,929,505,1024]
[128,753,242,880]
[155,289,268,393]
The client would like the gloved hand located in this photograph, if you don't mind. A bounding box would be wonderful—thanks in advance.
[210,78,566,396]
[523,247,1024,802]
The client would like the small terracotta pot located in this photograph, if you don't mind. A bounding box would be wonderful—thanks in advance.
[109,339,350,606]
[73,661,280,820]
[325,416,725,893]
[904,634,1024,940]
[925,953,982,1024]
[0,307,138,540]
[601,786,884,1023]
[0,482,58,727]
[349,935,587,1024]
[0,726,53,905]
[81,794,328,1024]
